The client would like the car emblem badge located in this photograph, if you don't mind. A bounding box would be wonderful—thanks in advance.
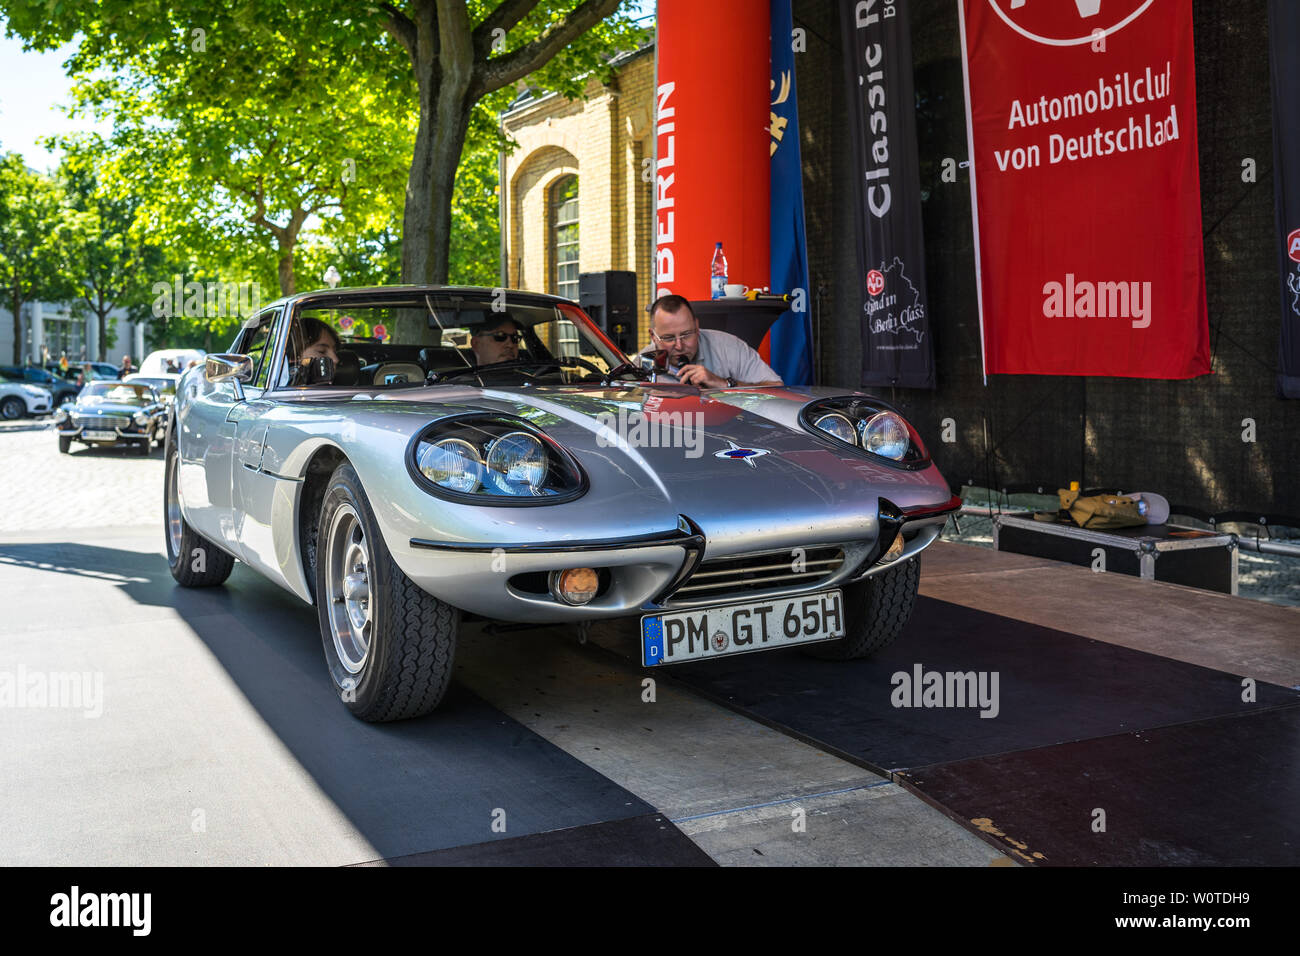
[714,441,770,468]
[711,630,729,652]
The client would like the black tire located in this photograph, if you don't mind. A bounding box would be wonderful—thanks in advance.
[315,462,458,722]
[804,557,921,660]
[1,396,24,420]
[135,437,151,456]
[58,435,72,454]
[164,431,235,587]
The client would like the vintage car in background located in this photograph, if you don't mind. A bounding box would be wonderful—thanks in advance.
[0,365,78,405]
[0,374,53,419]
[55,381,167,454]
[165,287,959,722]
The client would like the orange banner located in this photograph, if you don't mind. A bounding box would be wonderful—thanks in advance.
[655,0,771,301]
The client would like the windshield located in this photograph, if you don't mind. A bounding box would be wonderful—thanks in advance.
[80,383,156,405]
[281,293,637,389]
[125,377,176,394]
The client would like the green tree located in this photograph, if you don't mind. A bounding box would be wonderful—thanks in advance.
[0,154,77,364]
[54,137,173,361]
[0,0,649,287]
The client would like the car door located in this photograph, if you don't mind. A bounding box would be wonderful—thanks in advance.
[228,308,293,582]
[176,308,281,555]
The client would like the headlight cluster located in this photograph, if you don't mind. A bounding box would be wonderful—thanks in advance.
[132,411,150,427]
[410,415,585,502]
[803,398,929,467]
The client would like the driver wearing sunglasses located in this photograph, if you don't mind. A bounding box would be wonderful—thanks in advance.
[470,316,524,365]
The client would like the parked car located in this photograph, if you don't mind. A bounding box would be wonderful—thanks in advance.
[165,287,959,722]
[0,365,78,405]
[0,375,53,419]
[54,381,166,454]
[46,362,118,383]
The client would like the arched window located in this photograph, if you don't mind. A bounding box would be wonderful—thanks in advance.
[551,175,579,301]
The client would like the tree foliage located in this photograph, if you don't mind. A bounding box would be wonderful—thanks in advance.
[0,153,78,363]
[0,0,650,289]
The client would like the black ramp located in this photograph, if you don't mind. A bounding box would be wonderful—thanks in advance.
[368,814,716,866]
[899,706,1300,866]
[649,597,1300,772]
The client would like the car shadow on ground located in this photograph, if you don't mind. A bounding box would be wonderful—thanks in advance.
[0,538,652,862]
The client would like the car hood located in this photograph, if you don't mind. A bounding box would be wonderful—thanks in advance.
[326,383,952,541]
[71,400,150,415]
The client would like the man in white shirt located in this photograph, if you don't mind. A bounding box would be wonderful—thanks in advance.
[641,294,783,388]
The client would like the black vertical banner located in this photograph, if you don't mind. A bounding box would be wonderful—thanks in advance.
[842,0,934,389]
[1271,0,1300,398]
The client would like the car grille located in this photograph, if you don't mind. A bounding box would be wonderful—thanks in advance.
[74,414,130,430]
[670,545,846,602]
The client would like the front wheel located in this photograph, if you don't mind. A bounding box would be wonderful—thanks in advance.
[58,435,72,454]
[805,557,921,660]
[164,435,235,587]
[316,463,458,722]
[1,397,24,420]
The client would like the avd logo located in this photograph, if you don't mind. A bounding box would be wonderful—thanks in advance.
[1287,227,1300,264]
[866,269,885,296]
[989,0,1153,46]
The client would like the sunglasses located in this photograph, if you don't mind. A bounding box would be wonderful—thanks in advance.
[479,331,522,344]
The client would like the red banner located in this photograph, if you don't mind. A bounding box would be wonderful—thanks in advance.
[959,0,1210,379]
[655,0,770,301]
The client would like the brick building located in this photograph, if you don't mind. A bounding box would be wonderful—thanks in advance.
[500,45,656,347]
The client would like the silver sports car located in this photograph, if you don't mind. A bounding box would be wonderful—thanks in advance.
[165,287,959,722]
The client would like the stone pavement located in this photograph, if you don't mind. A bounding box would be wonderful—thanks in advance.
[0,425,163,534]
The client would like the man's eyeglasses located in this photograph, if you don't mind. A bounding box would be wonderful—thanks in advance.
[478,331,522,344]
[653,328,699,347]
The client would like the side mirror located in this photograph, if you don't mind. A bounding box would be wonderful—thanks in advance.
[205,354,254,385]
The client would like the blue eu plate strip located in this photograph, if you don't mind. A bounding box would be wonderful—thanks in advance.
[642,616,665,667]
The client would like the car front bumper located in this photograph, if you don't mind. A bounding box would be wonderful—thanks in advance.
[396,494,960,622]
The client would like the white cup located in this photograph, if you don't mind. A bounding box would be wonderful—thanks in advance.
[724,283,748,298]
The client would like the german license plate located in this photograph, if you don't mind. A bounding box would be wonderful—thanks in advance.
[641,589,844,666]
[83,430,117,441]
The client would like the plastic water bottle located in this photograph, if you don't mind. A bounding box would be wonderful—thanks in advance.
[710,242,727,300]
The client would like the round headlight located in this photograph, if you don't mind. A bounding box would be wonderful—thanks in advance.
[132,411,149,426]
[485,431,547,494]
[812,412,857,445]
[417,437,483,493]
[859,411,910,460]
[53,407,68,423]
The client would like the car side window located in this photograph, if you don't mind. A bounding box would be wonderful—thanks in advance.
[234,308,283,389]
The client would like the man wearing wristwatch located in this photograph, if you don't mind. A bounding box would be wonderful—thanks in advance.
[641,294,783,388]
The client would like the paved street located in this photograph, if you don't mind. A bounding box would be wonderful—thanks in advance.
[0,422,162,533]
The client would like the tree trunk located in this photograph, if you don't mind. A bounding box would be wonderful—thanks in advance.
[10,294,21,365]
[98,311,109,363]
[278,246,296,296]
[401,42,473,284]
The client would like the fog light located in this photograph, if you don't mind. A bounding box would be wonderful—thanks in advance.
[879,531,905,563]
[552,567,599,605]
